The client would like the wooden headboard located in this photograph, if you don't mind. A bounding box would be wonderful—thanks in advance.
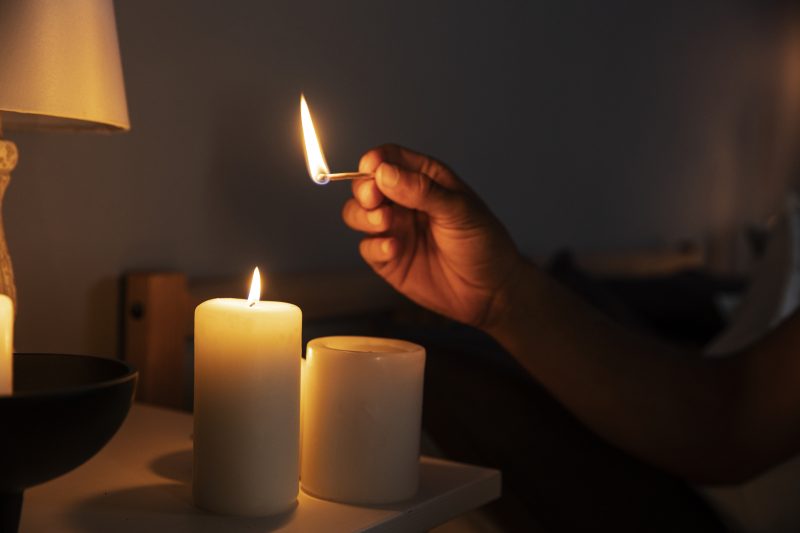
[121,270,402,409]
[120,246,705,409]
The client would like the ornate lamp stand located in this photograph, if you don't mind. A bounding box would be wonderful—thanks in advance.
[0,130,16,307]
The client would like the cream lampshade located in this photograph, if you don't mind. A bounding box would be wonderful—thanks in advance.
[0,0,129,305]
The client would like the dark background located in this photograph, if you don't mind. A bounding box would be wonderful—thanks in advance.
[6,0,800,355]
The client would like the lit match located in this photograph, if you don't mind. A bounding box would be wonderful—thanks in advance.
[319,172,374,182]
[301,94,372,185]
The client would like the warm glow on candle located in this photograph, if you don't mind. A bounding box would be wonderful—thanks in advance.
[300,94,331,185]
[248,267,261,306]
[301,336,426,504]
[194,267,302,515]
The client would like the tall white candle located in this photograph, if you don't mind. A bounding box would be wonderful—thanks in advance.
[0,294,12,395]
[193,268,302,516]
[301,336,425,504]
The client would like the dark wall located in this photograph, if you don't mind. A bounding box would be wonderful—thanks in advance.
[6,0,800,353]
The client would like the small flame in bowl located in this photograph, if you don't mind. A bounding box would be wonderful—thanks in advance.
[300,94,331,185]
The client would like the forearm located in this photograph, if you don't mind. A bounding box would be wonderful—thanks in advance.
[485,260,800,483]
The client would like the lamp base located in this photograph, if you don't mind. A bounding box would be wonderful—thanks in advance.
[0,139,16,307]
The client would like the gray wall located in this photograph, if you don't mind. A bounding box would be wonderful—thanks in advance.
[6,0,800,354]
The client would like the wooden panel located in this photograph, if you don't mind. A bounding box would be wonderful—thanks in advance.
[122,272,190,409]
[119,248,708,410]
[121,270,402,409]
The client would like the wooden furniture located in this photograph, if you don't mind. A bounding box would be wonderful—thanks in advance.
[122,270,401,408]
[121,247,704,410]
[20,403,502,532]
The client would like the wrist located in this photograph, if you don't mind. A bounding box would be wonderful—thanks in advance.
[482,255,536,340]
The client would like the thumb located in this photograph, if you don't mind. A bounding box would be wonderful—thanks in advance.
[375,162,466,220]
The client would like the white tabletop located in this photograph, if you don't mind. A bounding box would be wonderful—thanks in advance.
[20,403,501,532]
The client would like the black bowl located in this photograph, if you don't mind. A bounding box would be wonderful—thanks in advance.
[0,353,137,532]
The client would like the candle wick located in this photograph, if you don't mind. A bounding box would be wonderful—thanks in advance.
[249,301,256,308]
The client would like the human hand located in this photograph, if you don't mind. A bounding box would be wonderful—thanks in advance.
[342,144,524,330]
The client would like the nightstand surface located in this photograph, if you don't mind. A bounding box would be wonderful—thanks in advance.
[21,403,501,532]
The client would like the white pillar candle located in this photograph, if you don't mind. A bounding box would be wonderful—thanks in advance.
[301,336,426,504]
[193,268,302,516]
[0,294,12,395]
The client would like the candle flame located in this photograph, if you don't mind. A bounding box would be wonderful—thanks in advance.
[300,94,331,185]
[248,267,261,306]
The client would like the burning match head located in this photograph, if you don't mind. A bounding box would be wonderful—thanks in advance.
[300,94,375,185]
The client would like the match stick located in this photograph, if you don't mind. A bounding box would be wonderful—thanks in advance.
[321,172,375,181]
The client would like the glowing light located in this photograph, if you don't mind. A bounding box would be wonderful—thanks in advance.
[247,267,261,306]
[300,94,331,184]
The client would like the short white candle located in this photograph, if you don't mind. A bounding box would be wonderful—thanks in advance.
[193,268,302,516]
[0,294,12,395]
[301,336,426,504]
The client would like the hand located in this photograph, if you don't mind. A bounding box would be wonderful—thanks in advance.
[342,144,524,330]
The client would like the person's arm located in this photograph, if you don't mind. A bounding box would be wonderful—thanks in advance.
[342,144,800,484]
[489,259,800,483]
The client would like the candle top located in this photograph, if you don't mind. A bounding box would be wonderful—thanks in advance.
[311,336,423,355]
[201,298,301,314]
[334,343,411,354]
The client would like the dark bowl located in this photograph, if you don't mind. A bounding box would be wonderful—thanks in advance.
[0,353,137,532]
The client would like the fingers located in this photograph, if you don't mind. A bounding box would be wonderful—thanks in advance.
[359,236,398,265]
[342,199,392,233]
[358,147,385,174]
[351,177,384,210]
[360,144,463,191]
[353,143,467,212]
[353,149,385,210]
[374,161,468,222]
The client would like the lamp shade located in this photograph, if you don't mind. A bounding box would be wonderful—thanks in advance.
[0,0,129,132]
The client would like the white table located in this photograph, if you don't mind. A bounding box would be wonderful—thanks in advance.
[20,404,501,532]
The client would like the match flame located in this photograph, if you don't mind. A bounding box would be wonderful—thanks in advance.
[247,267,261,306]
[300,94,331,185]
